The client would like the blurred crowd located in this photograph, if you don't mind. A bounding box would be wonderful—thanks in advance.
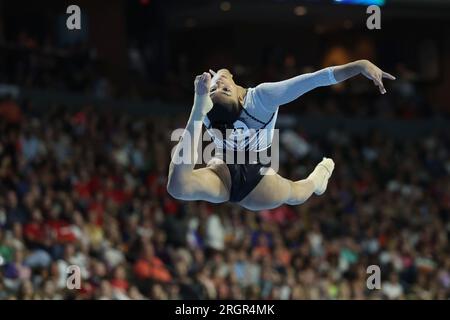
[0,89,449,300]
[0,31,114,99]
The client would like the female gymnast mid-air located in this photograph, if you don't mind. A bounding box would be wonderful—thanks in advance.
[167,60,395,211]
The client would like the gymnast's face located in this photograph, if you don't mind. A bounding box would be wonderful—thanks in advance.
[209,69,239,107]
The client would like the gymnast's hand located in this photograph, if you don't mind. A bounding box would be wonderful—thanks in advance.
[193,72,213,115]
[358,60,396,94]
[194,72,212,95]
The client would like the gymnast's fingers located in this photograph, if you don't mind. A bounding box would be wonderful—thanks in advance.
[382,71,396,80]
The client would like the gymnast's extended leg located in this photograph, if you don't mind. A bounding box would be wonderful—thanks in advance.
[239,158,335,211]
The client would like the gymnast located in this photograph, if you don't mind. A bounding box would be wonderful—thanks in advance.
[167,60,395,210]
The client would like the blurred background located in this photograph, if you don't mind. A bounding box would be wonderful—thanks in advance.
[0,0,449,300]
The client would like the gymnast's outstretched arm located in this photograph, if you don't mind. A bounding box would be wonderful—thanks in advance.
[254,59,396,113]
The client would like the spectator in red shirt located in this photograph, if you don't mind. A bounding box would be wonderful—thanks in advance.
[110,265,129,292]
[133,243,172,283]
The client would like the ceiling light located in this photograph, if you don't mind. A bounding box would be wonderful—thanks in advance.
[294,6,307,16]
[220,1,231,12]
